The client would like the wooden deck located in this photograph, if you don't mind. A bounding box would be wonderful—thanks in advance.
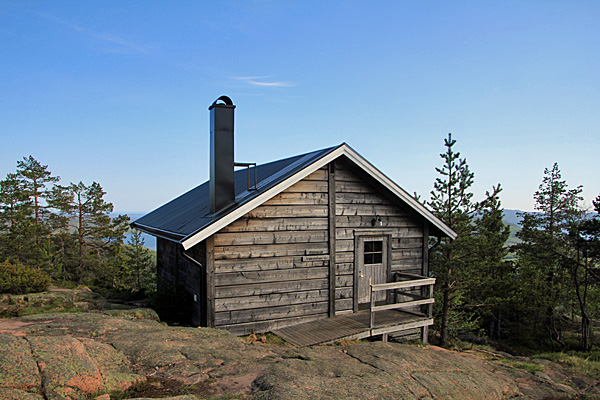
[272,309,433,347]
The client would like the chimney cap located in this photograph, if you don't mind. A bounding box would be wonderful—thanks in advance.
[209,95,235,110]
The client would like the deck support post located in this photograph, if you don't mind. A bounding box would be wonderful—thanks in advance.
[420,326,429,343]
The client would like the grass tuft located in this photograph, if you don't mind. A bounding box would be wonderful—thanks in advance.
[535,352,600,379]
[500,359,545,372]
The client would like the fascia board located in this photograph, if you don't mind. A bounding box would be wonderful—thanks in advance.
[181,145,346,250]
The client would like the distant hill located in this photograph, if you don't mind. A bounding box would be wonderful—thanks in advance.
[502,209,528,226]
[502,209,530,247]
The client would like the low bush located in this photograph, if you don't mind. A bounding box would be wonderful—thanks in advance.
[0,260,51,294]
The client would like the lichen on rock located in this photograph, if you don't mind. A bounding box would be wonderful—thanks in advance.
[0,308,597,399]
[0,333,40,391]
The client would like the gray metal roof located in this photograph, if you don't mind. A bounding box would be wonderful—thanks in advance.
[132,143,457,247]
[131,145,341,241]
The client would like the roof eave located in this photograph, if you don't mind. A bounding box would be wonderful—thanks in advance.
[130,221,185,243]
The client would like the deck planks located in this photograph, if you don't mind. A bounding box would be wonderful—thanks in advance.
[272,309,431,347]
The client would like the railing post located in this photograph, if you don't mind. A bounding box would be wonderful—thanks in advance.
[422,282,434,344]
[392,272,398,304]
[427,283,433,318]
[369,278,374,329]
[369,275,436,341]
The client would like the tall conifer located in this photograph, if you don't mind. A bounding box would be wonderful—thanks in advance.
[16,156,59,267]
[428,133,478,346]
[516,163,584,348]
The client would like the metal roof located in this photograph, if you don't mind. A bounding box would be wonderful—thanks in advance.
[131,143,456,249]
[131,145,340,242]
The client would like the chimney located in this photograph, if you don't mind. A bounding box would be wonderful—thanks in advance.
[209,96,236,213]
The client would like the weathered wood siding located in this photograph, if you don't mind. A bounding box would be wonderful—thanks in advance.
[157,238,206,326]
[333,158,425,313]
[204,159,429,334]
[212,168,331,335]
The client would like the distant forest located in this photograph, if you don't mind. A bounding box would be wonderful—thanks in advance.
[1,134,599,354]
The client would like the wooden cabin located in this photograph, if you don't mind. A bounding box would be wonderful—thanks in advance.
[132,96,456,345]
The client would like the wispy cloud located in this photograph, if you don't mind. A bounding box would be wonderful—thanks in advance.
[92,32,151,54]
[35,11,152,55]
[234,76,294,88]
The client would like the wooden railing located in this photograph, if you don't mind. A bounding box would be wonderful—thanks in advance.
[369,272,436,329]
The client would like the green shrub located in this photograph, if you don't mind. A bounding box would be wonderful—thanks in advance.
[0,260,51,294]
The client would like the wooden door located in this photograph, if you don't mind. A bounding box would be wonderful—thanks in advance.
[356,236,388,305]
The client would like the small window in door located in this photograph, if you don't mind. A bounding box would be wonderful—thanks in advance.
[364,240,383,265]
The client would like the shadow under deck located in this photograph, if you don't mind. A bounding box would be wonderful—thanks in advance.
[272,309,432,347]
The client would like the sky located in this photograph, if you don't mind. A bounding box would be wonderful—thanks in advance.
[1,1,599,214]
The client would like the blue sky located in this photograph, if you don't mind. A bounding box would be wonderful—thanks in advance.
[1,1,598,213]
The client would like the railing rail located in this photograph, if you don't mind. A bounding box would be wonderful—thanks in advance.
[369,274,436,329]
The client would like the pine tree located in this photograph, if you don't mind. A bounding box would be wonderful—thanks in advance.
[516,163,584,348]
[15,156,60,267]
[428,133,479,346]
[0,173,34,264]
[49,181,129,283]
[563,193,600,350]
[428,133,507,345]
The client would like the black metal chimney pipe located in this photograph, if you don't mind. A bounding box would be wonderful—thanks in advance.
[209,96,236,213]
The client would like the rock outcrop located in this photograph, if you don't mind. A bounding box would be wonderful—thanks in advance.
[0,310,596,399]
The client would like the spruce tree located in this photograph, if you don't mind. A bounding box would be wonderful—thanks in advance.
[125,230,156,292]
[469,185,512,340]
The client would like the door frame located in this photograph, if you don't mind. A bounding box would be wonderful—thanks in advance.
[353,232,393,312]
